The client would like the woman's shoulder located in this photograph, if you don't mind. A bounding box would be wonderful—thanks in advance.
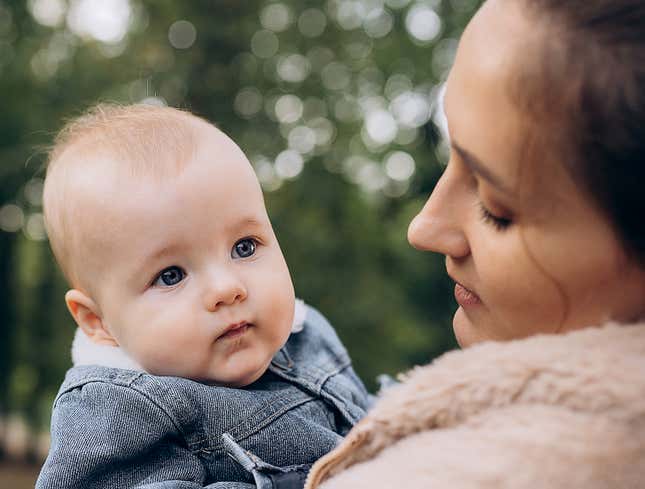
[375,321,645,429]
[306,322,645,489]
[312,406,645,489]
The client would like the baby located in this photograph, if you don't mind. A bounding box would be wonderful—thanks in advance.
[36,104,371,489]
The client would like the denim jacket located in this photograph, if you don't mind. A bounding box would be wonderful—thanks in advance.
[36,305,371,489]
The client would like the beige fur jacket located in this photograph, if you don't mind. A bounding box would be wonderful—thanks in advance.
[305,323,645,489]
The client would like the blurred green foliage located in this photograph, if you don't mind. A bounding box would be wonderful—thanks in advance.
[0,0,483,446]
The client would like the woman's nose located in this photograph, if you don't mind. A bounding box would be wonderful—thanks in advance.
[407,167,470,258]
[203,270,247,312]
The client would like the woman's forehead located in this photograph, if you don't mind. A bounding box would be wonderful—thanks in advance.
[443,0,586,212]
[444,0,548,194]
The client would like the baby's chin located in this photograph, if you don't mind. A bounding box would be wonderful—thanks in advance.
[203,367,268,388]
[141,357,268,387]
[201,355,274,388]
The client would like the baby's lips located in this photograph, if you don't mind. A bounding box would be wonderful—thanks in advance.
[217,321,250,340]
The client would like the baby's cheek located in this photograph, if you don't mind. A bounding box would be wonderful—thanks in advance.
[269,296,294,339]
[128,320,194,369]
[256,263,294,330]
[136,340,199,377]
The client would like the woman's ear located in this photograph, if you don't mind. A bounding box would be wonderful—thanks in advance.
[65,289,119,346]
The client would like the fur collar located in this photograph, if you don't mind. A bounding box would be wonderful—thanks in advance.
[306,322,645,488]
[72,298,308,370]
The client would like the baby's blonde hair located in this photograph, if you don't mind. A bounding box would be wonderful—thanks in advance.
[44,103,207,288]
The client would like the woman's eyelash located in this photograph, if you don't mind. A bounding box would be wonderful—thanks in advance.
[478,202,512,231]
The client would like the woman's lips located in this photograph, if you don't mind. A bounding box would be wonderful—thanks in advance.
[218,322,250,340]
[454,283,482,307]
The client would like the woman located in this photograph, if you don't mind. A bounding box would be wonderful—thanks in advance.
[305,0,645,487]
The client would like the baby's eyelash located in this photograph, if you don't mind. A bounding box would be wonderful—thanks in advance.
[478,202,512,231]
[150,266,186,288]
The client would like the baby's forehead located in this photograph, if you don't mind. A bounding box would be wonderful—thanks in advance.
[44,105,259,288]
[62,123,261,221]
[50,118,253,210]
[55,155,267,292]
[58,130,260,230]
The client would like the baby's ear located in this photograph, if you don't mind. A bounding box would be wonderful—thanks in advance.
[65,289,119,346]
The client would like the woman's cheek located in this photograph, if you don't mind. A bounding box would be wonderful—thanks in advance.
[492,234,567,336]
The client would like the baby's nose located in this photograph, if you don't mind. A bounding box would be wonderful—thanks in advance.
[203,273,247,311]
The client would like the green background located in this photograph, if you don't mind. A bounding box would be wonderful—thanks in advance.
[0,0,482,476]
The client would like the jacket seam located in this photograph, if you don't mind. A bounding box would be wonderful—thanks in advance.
[55,379,188,445]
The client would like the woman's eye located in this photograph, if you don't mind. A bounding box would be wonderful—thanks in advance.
[232,238,257,259]
[153,266,186,287]
[479,202,512,231]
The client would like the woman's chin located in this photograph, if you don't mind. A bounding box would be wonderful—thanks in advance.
[453,306,479,348]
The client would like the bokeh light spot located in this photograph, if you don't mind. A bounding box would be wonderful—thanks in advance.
[277,54,311,83]
[405,4,441,43]
[168,20,197,49]
[0,204,24,233]
[432,37,459,76]
[385,73,413,100]
[390,91,431,128]
[260,3,292,32]
[432,82,449,143]
[383,179,410,197]
[364,8,394,39]
[308,117,336,146]
[275,150,304,179]
[357,162,387,192]
[274,94,303,123]
[364,109,398,145]
[288,126,317,154]
[385,151,415,181]
[234,87,263,118]
[24,179,44,206]
[25,213,47,241]
[253,156,283,192]
[67,0,131,44]
[251,29,279,59]
[335,0,366,30]
[28,0,66,27]
[298,8,327,37]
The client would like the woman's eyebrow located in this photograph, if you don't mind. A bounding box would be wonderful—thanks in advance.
[451,142,514,196]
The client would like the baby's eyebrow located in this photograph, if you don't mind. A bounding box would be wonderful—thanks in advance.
[148,244,180,261]
[229,216,267,232]
[133,244,183,280]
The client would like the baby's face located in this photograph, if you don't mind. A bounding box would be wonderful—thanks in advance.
[82,125,295,386]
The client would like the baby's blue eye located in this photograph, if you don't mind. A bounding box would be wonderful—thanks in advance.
[232,238,257,259]
[154,266,185,287]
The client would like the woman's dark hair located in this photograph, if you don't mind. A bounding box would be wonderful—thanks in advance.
[512,0,645,264]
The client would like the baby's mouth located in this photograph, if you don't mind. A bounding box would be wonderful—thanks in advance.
[218,322,251,341]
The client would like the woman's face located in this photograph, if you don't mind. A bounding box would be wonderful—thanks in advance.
[408,0,645,347]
